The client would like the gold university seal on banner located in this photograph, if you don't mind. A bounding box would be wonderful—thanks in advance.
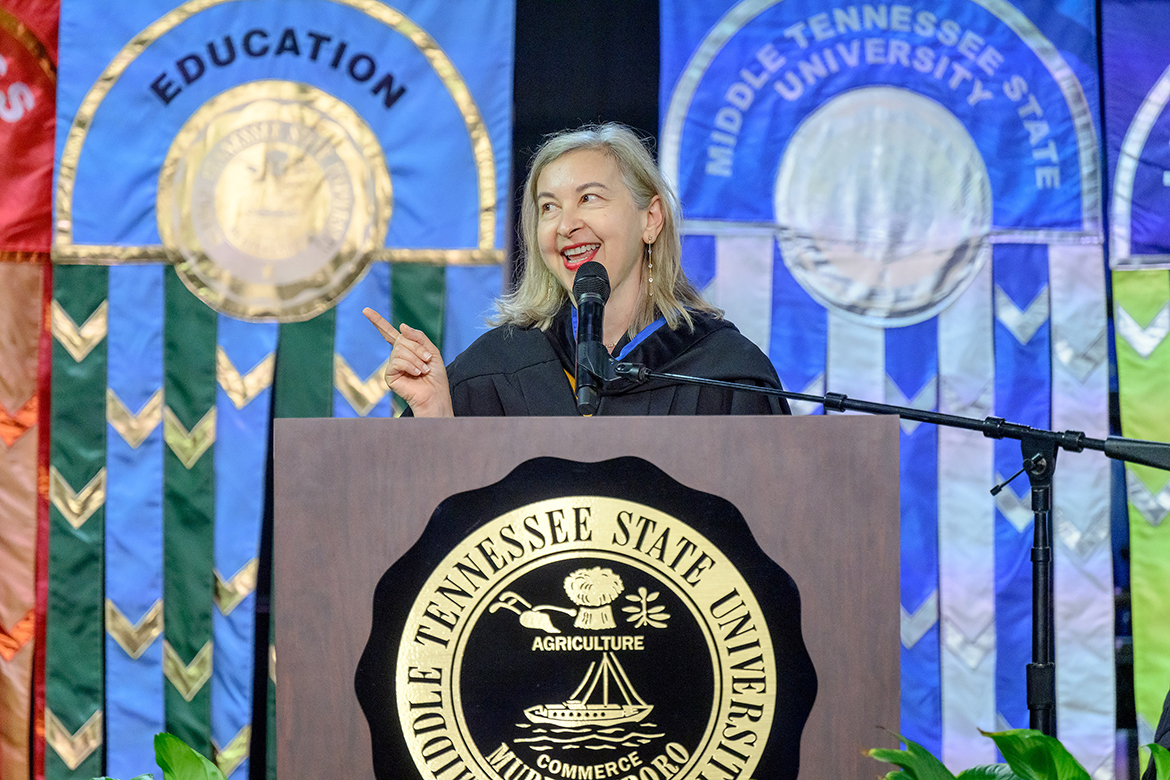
[157,80,391,321]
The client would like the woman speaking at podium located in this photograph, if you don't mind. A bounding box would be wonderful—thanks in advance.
[365,123,790,417]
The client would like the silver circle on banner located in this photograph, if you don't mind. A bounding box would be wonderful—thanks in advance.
[774,86,992,326]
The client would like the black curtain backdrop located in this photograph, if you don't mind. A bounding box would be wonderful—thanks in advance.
[510,0,660,283]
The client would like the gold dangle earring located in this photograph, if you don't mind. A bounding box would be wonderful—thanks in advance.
[645,239,654,297]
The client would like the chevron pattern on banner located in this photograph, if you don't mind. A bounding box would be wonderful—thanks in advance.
[105,600,163,661]
[0,397,38,447]
[1126,471,1170,527]
[211,316,275,780]
[0,609,35,662]
[995,284,1050,344]
[163,640,213,703]
[661,0,1112,771]
[214,726,252,778]
[884,375,937,436]
[48,265,109,780]
[1056,505,1110,558]
[900,590,939,650]
[103,263,168,778]
[51,300,108,363]
[106,389,163,450]
[1104,1,1170,771]
[942,620,997,672]
[1053,318,1108,383]
[46,2,514,775]
[993,481,1033,533]
[334,354,390,417]
[163,407,216,469]
[45,710,103,772]
[214,560,260,616]
[1115,303,1169,359]
[47,466,105,530]
[216,350,275,411]
[160,268,217,757]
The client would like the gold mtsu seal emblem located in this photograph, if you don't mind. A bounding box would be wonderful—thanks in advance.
[356,458,817,780]
[157,80,391,321]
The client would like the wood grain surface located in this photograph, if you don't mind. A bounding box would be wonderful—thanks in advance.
[274,414,900,779]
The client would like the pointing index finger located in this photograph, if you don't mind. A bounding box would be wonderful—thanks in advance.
[363,307,399,345]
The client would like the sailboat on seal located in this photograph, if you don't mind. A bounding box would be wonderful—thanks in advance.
[524,652,653,727]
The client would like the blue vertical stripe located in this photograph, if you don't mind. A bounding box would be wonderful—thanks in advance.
[992,244,1051,730]
[681,234,716,291]
[105,264,166,780]
[770,246,827,404]
[887,319,941,754]
[211,316,278,778]
[444,264,502,359]
[334,265,393,418]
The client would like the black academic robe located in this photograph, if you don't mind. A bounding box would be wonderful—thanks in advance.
[441,305,791,416]
[1143,687,1170,780]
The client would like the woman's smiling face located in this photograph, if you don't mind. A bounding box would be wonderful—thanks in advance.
[535,148,660,312]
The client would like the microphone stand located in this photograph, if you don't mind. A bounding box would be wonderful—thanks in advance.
[588,356,1170,737]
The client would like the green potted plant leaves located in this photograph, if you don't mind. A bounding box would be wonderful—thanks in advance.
[868,729,1170,780]
[92,734,228,780]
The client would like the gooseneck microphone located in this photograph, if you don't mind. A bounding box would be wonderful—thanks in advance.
[572,261,610,415]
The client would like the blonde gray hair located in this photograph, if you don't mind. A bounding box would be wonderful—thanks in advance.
[494,123,718,334]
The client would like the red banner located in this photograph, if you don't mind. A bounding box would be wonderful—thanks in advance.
[0,0,57,256]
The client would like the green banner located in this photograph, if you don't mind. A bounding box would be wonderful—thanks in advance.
[46,265,108,780]
[274,311,336,420]
[1113,268,1170,756]
[162,270,218,754]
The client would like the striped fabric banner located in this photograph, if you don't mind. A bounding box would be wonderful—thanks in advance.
[1,2,58,774]
[937,262,997,768]
[0,262,46,780]
[661,0,1113,773]
[887,317,941,754]
[104,265,166,780]
[444,265,506,359]
[1103,0,1170,771]
[991,243,1050,735]
[334,265,394,419]
[162,271,218,756]
[48,0,513,775]
[1049,244,1112,768]
[211,315,276,779]
[46,265,107,780]
[1113,271,1170,760]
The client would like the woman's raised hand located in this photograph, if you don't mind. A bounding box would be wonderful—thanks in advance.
[362,308,454,418]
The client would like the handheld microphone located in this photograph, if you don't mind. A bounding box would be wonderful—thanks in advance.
[572,261,610,415]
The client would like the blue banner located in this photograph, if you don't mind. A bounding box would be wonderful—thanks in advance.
[55,0,513,323]
[1104,0,1170,264]
[51,1,515,774]
[662,0,1112,772]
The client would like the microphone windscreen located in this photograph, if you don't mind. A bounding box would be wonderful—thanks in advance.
[572,261,610,304]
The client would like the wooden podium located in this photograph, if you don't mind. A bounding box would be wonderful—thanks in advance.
[274,414,900,779]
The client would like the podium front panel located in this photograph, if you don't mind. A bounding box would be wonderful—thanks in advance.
[274,415,899,780]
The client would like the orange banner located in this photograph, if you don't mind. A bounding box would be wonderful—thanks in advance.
[0,262,45,780]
